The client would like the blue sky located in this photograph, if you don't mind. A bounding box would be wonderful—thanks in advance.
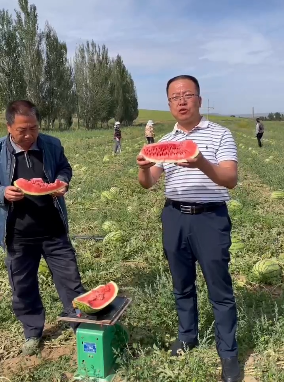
[2,0,284,115]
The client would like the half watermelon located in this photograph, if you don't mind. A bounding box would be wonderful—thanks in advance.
[72,281,118,314]
[14,178,66,196]
[140,140,199,163]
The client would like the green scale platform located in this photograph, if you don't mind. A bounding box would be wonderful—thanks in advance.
[58,296,132,381]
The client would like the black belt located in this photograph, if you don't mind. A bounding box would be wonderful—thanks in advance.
[165,198,226,214]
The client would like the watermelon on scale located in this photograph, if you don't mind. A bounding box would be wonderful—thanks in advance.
[14,178,66,196]
[72,281,118,314]
[140,140,199,163]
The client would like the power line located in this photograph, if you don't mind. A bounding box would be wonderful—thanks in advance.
[207,99,214,120]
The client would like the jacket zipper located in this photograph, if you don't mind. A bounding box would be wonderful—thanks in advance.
[42,148,68,231]
[5,152,31,248]
[24,152,32,168]
[4,157,16,249]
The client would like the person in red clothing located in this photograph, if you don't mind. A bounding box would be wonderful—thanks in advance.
[113,121,122,154]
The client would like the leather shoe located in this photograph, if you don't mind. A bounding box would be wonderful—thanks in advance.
[221,356,241,382]
[170,338,198,356]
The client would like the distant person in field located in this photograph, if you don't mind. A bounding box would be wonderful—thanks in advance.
[113,121,122,154]
[255,118,264,147]
[0,100,86,356]
[145,120,155,144]
[137,75,240,382]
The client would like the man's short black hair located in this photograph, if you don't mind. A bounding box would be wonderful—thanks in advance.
[166,75,200,95]
[5,100,40,125]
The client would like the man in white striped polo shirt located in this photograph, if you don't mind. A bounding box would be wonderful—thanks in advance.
[137,75,240,382]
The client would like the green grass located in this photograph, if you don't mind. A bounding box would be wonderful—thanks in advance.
[137,109,176,122]
[136,109,252,125]
[1,116,284,381]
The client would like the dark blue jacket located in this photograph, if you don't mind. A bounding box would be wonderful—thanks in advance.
[0,133,72,249]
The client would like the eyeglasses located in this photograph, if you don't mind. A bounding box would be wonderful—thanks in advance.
[168,93,200,103]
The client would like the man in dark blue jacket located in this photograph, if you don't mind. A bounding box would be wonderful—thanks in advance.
[0,100,85,356]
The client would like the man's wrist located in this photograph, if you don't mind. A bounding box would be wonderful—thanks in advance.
[197,154,209,171]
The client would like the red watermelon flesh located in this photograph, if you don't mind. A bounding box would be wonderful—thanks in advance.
[14,178,66,196]
[72,281,118,314]
[140,140,199,163]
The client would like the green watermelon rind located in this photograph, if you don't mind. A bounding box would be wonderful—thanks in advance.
[271,191,284,199]
[103,155,110,162]
[252,259,282,284]
[101,191,115,201]
[230,244,245,252]
[103,230,124,244]
[73,281,119,314]
[109,187,120,194]
[228,200,242,211]
[102,221,119,233]
[230,237,244,253]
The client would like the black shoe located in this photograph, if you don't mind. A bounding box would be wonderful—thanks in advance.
[221,356,241,382]
[170,338,198,356]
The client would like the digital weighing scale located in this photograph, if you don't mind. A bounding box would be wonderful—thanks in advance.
[58,296,132,381]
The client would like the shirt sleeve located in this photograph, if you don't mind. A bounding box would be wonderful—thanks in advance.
[216,129,238,163]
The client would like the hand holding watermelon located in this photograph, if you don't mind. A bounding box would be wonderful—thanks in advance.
[51,181,68,197]
[136,154,156,169]
[175,151,205,169]
[4,186,24,202]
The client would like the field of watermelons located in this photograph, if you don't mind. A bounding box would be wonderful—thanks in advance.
[1,114,284,381]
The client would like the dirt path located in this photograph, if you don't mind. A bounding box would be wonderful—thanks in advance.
[1,323,76,378]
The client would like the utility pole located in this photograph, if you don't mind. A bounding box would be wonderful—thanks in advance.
[252,107,254,119]
[207,99,214,119]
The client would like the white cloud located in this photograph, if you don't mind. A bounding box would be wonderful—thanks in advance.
[199,29,273,65]
[198,69,234,80]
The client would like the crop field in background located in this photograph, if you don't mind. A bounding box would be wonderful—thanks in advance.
[136,109,244,125]
[1,115,284,381]
[0,109,248,129]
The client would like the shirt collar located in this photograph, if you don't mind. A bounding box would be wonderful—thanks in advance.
[173,116,209,134]
[9,135,39,153]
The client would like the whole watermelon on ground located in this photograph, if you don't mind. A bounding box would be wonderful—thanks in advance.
[228,200,242,212]
[251,259,282,285]
[229,235,244,254]
[109,187,120,195]
[103,155,110,163]
[101,190,115,201]
[271,191,284,200]
[102,220,119,233]
[103,230,124,245]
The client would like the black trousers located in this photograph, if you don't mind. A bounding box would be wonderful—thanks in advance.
[146,137,154,144]
[256,132,263,147]
[161,203,238,358]
[5,234,86,339]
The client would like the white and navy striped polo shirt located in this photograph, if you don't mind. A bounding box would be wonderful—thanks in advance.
[155,117,238,203]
